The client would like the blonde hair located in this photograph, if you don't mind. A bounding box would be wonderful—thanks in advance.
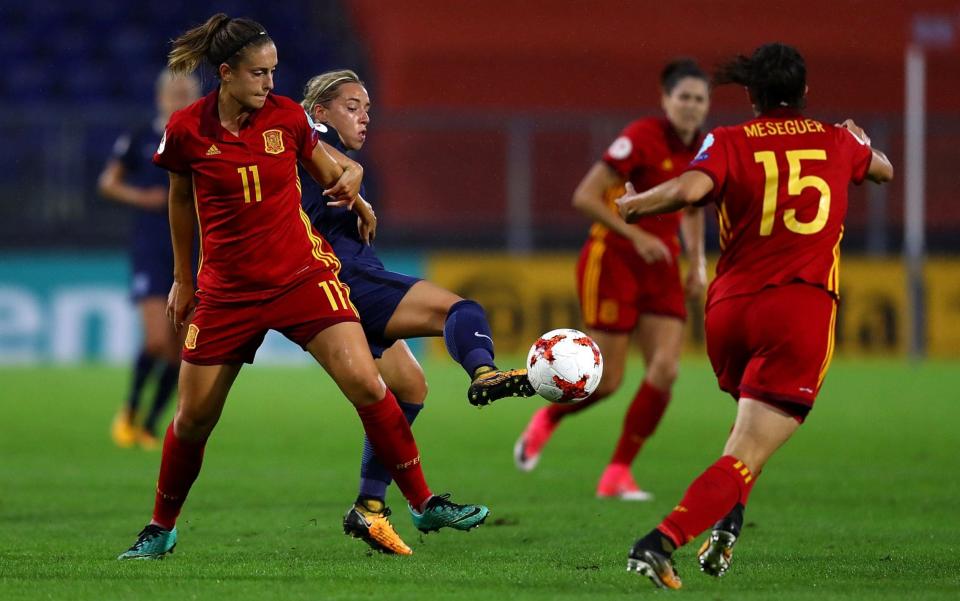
[301,70,364,113]
[168,13,271,76]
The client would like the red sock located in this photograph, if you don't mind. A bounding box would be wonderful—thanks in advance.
[153,421,206,529]
[609,380,670,466]
[355,389,432,509]
[658,455,753,548]
[742,470,759,505]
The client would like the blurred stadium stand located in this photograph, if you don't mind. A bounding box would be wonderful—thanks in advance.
[1,0,957,255]
[0,0,360,248]
[1,0,957,362]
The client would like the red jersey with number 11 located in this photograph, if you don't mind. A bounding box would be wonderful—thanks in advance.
[154,90,337,304]
[686,108,873,309]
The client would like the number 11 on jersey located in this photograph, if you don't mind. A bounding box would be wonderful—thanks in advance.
[237,165,262,203]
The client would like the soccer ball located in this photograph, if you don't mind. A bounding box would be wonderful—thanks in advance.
[526,328,603,403]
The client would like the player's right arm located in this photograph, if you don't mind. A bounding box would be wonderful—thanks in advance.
[99,133,168,210]
[616,171,715,222]
[572,162,672,264]
[98,161,168,210]
[166,171,196,330]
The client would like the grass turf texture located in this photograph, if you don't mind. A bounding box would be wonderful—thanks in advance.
[1,358,958,600]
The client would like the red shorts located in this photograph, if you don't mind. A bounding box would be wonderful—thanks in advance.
[182,268,360,365]
[576,237,686,332]
[705,283,837,421]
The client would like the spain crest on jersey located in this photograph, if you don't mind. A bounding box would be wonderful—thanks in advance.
[262,129,284,155]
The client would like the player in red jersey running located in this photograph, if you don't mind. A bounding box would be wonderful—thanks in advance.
[118,14,488,560]
[514,60,709,500]
[615,43,893,589]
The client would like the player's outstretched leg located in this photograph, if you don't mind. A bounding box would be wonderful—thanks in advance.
[343,498,412,555]
[698,502,744,576]
[409,493,489,533]
[468,366,535,406]
[441,299,534,405]
[118,524,178,560]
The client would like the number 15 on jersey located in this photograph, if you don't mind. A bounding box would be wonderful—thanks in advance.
[754,149,832,236]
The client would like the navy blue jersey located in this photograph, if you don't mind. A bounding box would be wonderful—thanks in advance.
[111,120,173,266]
[300,119,384,270]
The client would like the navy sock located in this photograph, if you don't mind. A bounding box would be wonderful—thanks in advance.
[127,350,156,414]
[443,299,496,378]
[144,361,179,434]
[358,400,423,501]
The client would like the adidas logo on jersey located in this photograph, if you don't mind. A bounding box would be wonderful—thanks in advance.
[206,144,221,156]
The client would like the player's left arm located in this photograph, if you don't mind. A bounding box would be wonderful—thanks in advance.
[679,206,707,299]
[616,170,715,223]
[301,141,376,243]
[302,141,363,204]
[838,119,894,184]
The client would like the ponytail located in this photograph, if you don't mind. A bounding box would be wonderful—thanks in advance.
[714,43,806,113]
[168,13,271,77]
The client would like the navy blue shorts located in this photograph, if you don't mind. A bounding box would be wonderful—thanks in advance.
[340,264,421,358]
[130,252,173,302]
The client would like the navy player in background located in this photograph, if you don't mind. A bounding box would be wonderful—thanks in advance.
[300,70,533,555]
[99,69,200,450]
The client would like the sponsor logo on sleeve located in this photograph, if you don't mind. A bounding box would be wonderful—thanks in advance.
[157,130,167,154]
[691,132,714,163]
[607,136,633,160]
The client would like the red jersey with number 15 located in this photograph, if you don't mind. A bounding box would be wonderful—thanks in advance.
[686,108,873,309]
[154,90,339,304]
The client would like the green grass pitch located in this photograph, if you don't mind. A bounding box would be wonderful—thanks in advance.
[1,357,958,600]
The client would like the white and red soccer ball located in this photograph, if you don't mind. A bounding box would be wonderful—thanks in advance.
[526,328,603,403]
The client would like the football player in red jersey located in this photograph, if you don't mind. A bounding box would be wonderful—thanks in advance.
[118,14,488,560]
[615,43,893,589]
[514,60,709,500]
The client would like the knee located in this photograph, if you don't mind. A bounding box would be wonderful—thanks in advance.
[393,372,428,406]
[646,355,679,389]
[173,407,216,442]
[346,370,388,406]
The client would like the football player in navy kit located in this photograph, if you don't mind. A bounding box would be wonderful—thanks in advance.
[300,70,533,555]
[100,69,200,450]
